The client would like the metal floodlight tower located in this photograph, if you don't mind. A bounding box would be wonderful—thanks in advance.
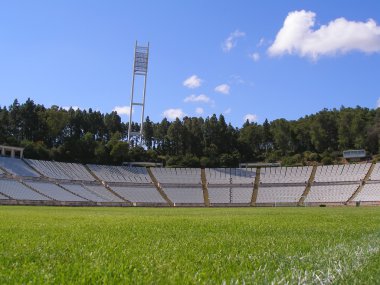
[127,41,150,145]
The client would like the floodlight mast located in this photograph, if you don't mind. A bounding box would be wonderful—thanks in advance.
[127,41,149,145]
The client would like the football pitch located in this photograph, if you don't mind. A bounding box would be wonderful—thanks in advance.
[0,206,379,284]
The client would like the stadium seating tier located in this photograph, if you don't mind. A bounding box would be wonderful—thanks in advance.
[0,157,40,177]
[0,179,49,200]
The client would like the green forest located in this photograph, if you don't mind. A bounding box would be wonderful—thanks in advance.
[1,98,379,167]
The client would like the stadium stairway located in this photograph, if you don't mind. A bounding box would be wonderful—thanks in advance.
[146,168,174,206]
[346,162,376,205]
[298,165,317,206]
[83,165,132,204]
[250,168,261,206]
[102,182,132,204]
[23,159,45,177]
[83,164,102,181]
[0,188,12,199]
[20,180,54,200]
[0,165,9,176]
[201,168,210,207]
[58,183,91,201]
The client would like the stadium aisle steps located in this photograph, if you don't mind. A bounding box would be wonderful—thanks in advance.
[250,168,261,206]
[84,166,133,203]
[346,162,376,204]
[83,164,103,181]
[82,184,125,203]
[298,165,317,206]
[0,179,49,201]
[57,183,90,201]
[0,165,8,176]
[146,168,173,206]
[20,180,54,200]
[201,168,210,207]
[0,188,12,199]
[22,159,48,177]
[102,183,132,204]
[60,183,106,202]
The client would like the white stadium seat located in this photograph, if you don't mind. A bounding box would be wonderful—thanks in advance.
[60,183,106,202]
[0,179,49,200]
[314,164,370,183]
[368,163,380,181]
[205,168,256,185]
[0,157,40,177]
[305,184,357,203]
[84,185,124,202]
[162,187,204,204]
[260,166,311,184]
[87,165,151,183]
[208,187,253,204]
[256,186,305,203]
[26,159,94,181]
[353,183,380,202]
[24,181,86,202]
[110,186,166,203]
[152,167,201,185]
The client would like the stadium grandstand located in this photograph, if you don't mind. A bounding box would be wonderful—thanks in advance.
[0,156,379,207]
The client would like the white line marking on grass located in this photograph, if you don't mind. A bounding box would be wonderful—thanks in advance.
[277,233,380,284]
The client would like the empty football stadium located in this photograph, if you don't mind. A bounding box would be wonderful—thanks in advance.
[1,155,380,207]
[2,1,380,284]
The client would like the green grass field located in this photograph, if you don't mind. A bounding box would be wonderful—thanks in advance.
[0,206,379,284]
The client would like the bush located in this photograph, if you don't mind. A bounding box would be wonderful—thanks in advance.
[321,156,333,165]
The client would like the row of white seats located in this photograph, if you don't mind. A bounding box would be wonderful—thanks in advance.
[87,165,151,183]
[26,159,94,181]
[25,181,85,201]
[84,185,124,202]
[153,167,200,174]
[208,187,253,204]
[305,184,358,203]
[163,187,204,204]
[205,168,256,185]
[353,183,380,202]
[151,167,201,185]
[314,164,370,182]
[110,186,166,203]
[260,166,312,184]
[0,177,125,202]
[0,179,48,200]
[0,191,8,199]
[1,175,377,204]
[256,186,305,203]
[368,163,380,181]
[0,157,40,177]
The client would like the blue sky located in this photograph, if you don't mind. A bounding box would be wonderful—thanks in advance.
[1,0,380,127]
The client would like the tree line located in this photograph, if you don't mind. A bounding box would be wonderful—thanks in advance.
[1,98,379,166]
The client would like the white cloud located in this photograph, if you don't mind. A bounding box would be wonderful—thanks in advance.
[222,30,246,52]
[377,98,380,108]
[183,75,202,89]
[224,108,232,114]
[195,107,204,115]
[184,94,211,104]
[63,106,80,111]
[244,113,258,123]
[214,84,230,95]
[113,106,132,116]
[162,108,186,120]
[268,10,380,60]
[249,52,260,62]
